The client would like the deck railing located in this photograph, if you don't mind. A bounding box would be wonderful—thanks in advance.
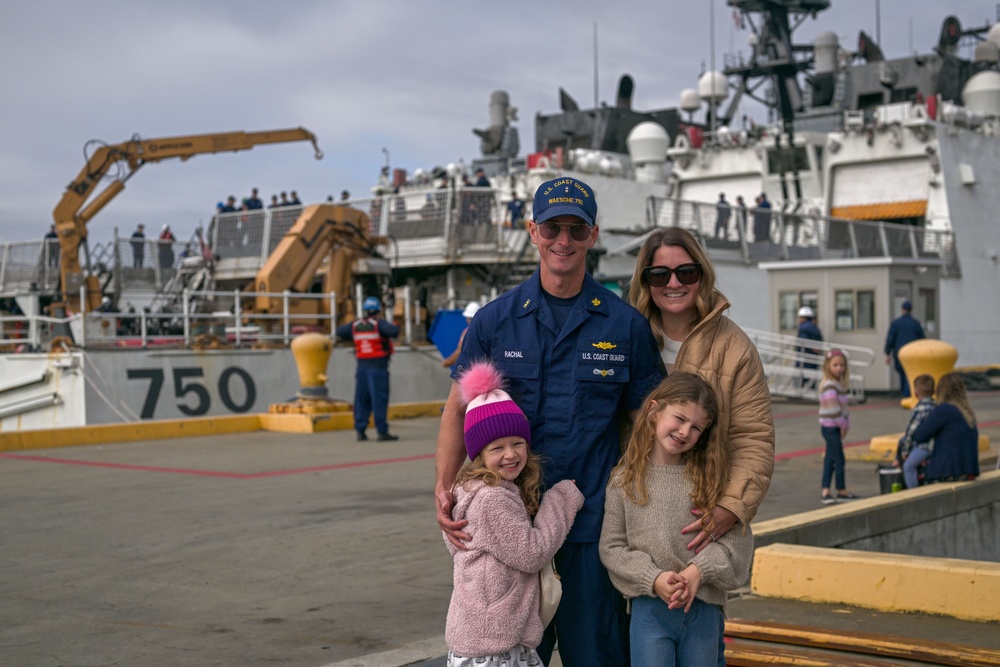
[646,197,958,273]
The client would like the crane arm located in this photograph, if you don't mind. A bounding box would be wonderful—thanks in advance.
[53,127,323,310]
[250,203,388,328]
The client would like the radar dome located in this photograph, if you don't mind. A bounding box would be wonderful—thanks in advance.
[988,23,1000,48]
[698,71,728,104]
[814,32,839,73]
[963,70,1000,117]
[627,122,669,164]
[679,88,702,113]
[975,40,1000,63]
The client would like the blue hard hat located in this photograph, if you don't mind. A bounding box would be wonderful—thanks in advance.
[363,296,382,312]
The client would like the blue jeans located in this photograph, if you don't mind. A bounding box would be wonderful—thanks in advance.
[354,363,390,434]
[821,426,845,490]
[537,542,627,667]
[894,357,910,397]
[903,446,931,489]
[629,596,724,666]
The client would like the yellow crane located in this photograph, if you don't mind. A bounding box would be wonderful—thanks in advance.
[52,128,323,311]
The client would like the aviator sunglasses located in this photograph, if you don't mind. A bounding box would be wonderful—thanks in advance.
[536,221,593,241]
[641,263,704,287]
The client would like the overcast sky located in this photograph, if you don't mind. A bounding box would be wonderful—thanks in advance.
[0,0,993,245]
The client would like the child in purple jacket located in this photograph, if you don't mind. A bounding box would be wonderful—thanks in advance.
[444,361,583,667]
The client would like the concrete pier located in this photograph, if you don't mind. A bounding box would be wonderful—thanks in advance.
[1,392,998,666]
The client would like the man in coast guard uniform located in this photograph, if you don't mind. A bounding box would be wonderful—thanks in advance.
[884,300,925,397]
[435,177,663,666]
[336,296,400,441]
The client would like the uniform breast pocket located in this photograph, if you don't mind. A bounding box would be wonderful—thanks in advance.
[496,360,540,417]
[576,362,630,431]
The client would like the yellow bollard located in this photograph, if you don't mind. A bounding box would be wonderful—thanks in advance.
[290,331,333,400]
[897,339,958,409]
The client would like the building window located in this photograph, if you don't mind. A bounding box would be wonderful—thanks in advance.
[780,290,818,331]
[834,289,876,331]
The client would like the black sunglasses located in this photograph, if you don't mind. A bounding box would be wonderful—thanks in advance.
[641,263,704,287]
[537,221,592,241]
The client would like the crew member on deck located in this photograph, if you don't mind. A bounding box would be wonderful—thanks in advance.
[336,296,400,442]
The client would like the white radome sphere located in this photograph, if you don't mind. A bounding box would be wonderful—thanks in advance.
[698,71,729,104]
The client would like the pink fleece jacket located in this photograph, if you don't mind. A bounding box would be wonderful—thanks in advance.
[444,478,583,656]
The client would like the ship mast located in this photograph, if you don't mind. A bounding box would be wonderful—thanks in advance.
[721,0,830,142]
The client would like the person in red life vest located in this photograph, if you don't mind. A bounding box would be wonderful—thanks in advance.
[336,296,401,441]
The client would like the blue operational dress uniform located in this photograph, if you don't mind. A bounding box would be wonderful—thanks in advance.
[454,270,663,667]
[885,307,925,396]
[336,302,400,440]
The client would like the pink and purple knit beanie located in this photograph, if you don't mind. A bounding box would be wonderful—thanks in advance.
[458,361,532,461]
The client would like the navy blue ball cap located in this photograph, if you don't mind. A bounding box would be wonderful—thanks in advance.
[533,177,597,226]
[902,300,912,311]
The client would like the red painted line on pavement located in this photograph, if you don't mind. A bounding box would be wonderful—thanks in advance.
[0,452,436,478]
[0,453,248,477]
[244,454,436,478]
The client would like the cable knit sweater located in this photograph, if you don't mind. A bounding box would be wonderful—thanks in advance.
[599,465,753,613]
[444,478,583,656]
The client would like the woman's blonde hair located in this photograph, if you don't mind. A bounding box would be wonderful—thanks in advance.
[627,227,718,349]
[821,348,848,383]
[454,444,544,515]
[610,372,728,534]
[935,373,977,429]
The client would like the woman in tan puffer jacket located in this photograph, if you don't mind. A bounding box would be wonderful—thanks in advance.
[627,227,774,547]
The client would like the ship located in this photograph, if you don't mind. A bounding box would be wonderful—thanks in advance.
[2,0,998,430]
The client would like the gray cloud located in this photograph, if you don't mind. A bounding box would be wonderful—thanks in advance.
[0,0,987,243]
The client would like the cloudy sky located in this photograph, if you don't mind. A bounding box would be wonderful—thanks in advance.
[0,0,992,245]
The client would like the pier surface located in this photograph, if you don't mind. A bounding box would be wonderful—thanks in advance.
[1,393,998,666]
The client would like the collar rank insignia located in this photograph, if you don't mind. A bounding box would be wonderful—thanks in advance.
[523,298,531,308]
[593,341,617,350]
[591,298,601,307]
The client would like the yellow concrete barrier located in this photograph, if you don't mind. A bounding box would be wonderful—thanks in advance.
[869,432,991,459]
[752,543,1000,622]
[0,402,447,448]
[0,415,262,452]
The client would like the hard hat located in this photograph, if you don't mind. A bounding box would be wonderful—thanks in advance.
[461,302,480,319]
[362,296,382,313]
[797,306,815,318]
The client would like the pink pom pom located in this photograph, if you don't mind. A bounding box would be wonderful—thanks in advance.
[458,361,505,405]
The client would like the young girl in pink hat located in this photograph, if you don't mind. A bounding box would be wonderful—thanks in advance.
[444,361,583,667]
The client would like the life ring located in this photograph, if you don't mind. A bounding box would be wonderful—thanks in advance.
[49,336,73,353]
[673,133,690,149]
[536,155,551,169]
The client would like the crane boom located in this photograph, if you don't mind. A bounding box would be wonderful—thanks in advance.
[53,127,323,310]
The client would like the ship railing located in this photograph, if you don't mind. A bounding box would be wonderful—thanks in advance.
[203,190,516,279]
[0,239,60,294]
[743,327,874,402]
[647,197,957,270]
[0,234,201,297]
[67,283,428,350]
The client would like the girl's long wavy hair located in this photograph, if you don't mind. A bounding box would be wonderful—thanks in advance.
[611,372,728,534]
[935,373,977,429]
[454,447,544,515]
[627,227,718,349]
[821,349,848,384]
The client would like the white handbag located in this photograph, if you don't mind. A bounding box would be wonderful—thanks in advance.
[538,559,562,628]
